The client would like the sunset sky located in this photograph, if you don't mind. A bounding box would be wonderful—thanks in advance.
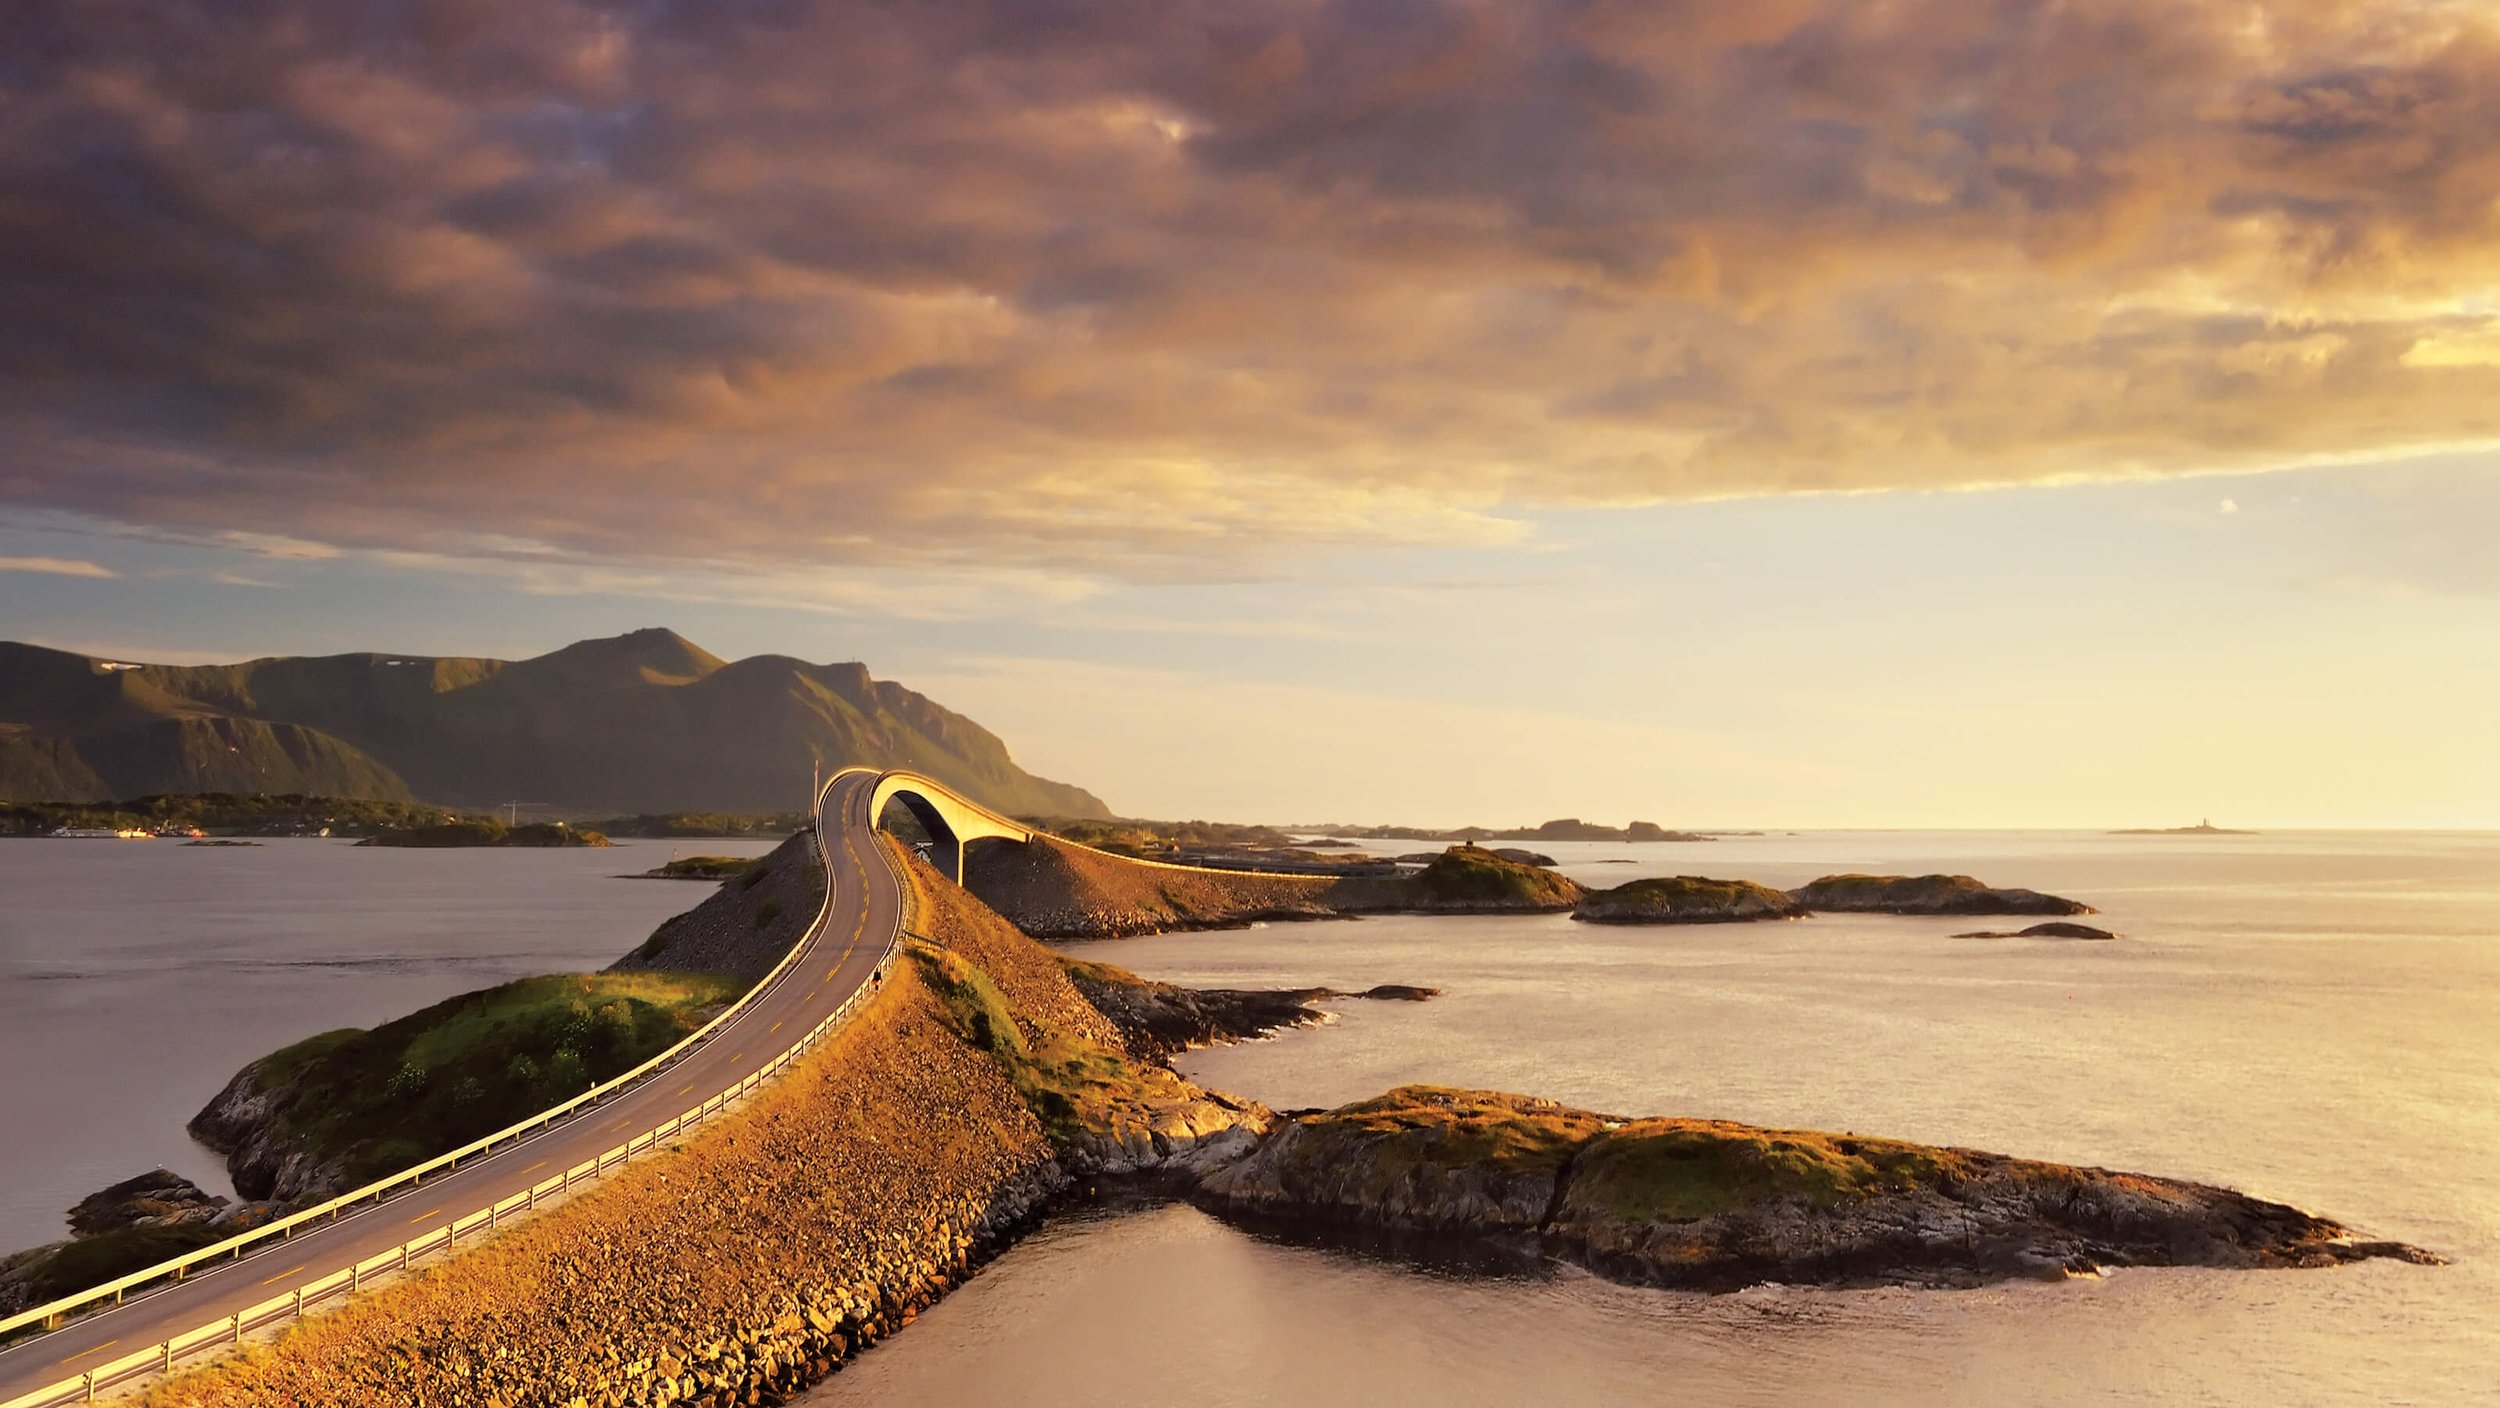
[5,0,2498,826]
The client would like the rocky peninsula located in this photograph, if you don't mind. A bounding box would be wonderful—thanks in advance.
[1064,957,1439,1061]
[1573,875,1807,924]
[1787,873,2094,916]
[1197,1087,2437,1291]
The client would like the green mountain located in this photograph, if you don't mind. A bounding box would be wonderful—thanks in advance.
[0,630,1109,818]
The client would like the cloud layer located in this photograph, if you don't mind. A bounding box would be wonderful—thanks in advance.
[6,0,2500,575]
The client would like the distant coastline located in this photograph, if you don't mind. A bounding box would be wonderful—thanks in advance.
[2110,820,2256,836]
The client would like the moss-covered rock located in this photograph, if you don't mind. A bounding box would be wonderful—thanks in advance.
[189,971,739,1201]
[1787,873,2093,916]
[1197,1085,2437,1290]
[1573,875,1806,924]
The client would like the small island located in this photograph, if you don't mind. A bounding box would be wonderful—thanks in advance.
[356,819,611,848]
[1787,873,2093,916]
[1196,1086,2437,1290]
[634,855,763,881]
[1954,922,2120,941]
[1573,875,1807,925]
[2110,819,2257,835]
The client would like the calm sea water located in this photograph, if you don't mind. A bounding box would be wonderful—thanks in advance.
[0,837,778,1249]
[805,831,2500,1407]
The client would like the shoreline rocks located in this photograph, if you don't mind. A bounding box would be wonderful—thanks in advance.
[1787,873,2095,916]
[1195,1087,2439,1292]
[1064,958,1442,1062]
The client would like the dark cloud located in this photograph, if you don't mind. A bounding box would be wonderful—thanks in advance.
[4,0,2499,575]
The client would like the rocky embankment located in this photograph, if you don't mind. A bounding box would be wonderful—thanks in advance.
[612,831,824,984]
[1573,876,1807,925]
[143,840,1267,1407]
[1788,873,2094,916]
[964,833,1343,939]
[1064,957,1440,1061]
[1196,1087,2438,1291]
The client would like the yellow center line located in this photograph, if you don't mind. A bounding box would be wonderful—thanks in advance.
[53,1339,119,1368]
[769,1021,783,1034]
[521,1159,547,1174]
[259,1262,309,1286]
[409,1206,444,1223]
[677,1083,695,1096]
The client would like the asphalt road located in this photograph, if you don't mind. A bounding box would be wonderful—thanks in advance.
[0,768,903,1403]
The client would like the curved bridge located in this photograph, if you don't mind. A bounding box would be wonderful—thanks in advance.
[868,770,1032,883]
[0,766,1044,1408]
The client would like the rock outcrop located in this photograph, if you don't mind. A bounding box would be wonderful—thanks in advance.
[1787,873,2095,916]
[1197,1087,2439,1292]
[1063,957,1441,1062]
[1954,922,2121,941]
[1573,876,1808,924]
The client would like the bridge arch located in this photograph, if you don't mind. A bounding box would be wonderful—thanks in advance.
[867,770,1032,883]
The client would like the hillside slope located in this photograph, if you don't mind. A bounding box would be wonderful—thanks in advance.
[0,631,1108,817]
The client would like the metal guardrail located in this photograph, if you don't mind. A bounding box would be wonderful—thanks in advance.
[0,770,906,1408]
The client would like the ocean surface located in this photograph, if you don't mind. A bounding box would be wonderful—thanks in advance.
[803,830,2500,1407]
[0,836,780,1249]
[4,831,2493,1404]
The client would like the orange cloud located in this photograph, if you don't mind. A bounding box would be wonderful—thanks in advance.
[3,0,2498,576]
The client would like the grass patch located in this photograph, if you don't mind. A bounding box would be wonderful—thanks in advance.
[644,855,761,881]
[1307,1086,1610,1183]
[1405,846,1581,907]
[241,972,741,1186]
[1569,1121,1973,1222]
[906,941,1164,1142]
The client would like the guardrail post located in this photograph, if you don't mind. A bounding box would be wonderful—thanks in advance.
[82,1370,93,1403]
[293,1287,304,1316]
[230,1312,241,1346]
[162,1342,172,1373]
[350,1262,360,1292]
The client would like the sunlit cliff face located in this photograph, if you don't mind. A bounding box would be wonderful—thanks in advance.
[2,0,2498,579]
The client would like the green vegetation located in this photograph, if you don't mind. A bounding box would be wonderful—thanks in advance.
[356,820,611,848]
[1574,874,1803,923]
[1318,1087,1611,1183]
[644,855,764,881]
[0,792,460,838]
[1568,1121,1972,1222]
[1786,873,2094,916]
[242,972,739,1185]
[906,941,1165,1142]
[1403,845,1582,907]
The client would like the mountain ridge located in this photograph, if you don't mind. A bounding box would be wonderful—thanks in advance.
[0,630,1109,819]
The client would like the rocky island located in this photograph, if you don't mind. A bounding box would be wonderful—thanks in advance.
[1787,873,2094,916]
[356,819,611,848]
[1197,1086,2437,1290]
[1573,875,1807,924]
[1954,921,2121,941]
